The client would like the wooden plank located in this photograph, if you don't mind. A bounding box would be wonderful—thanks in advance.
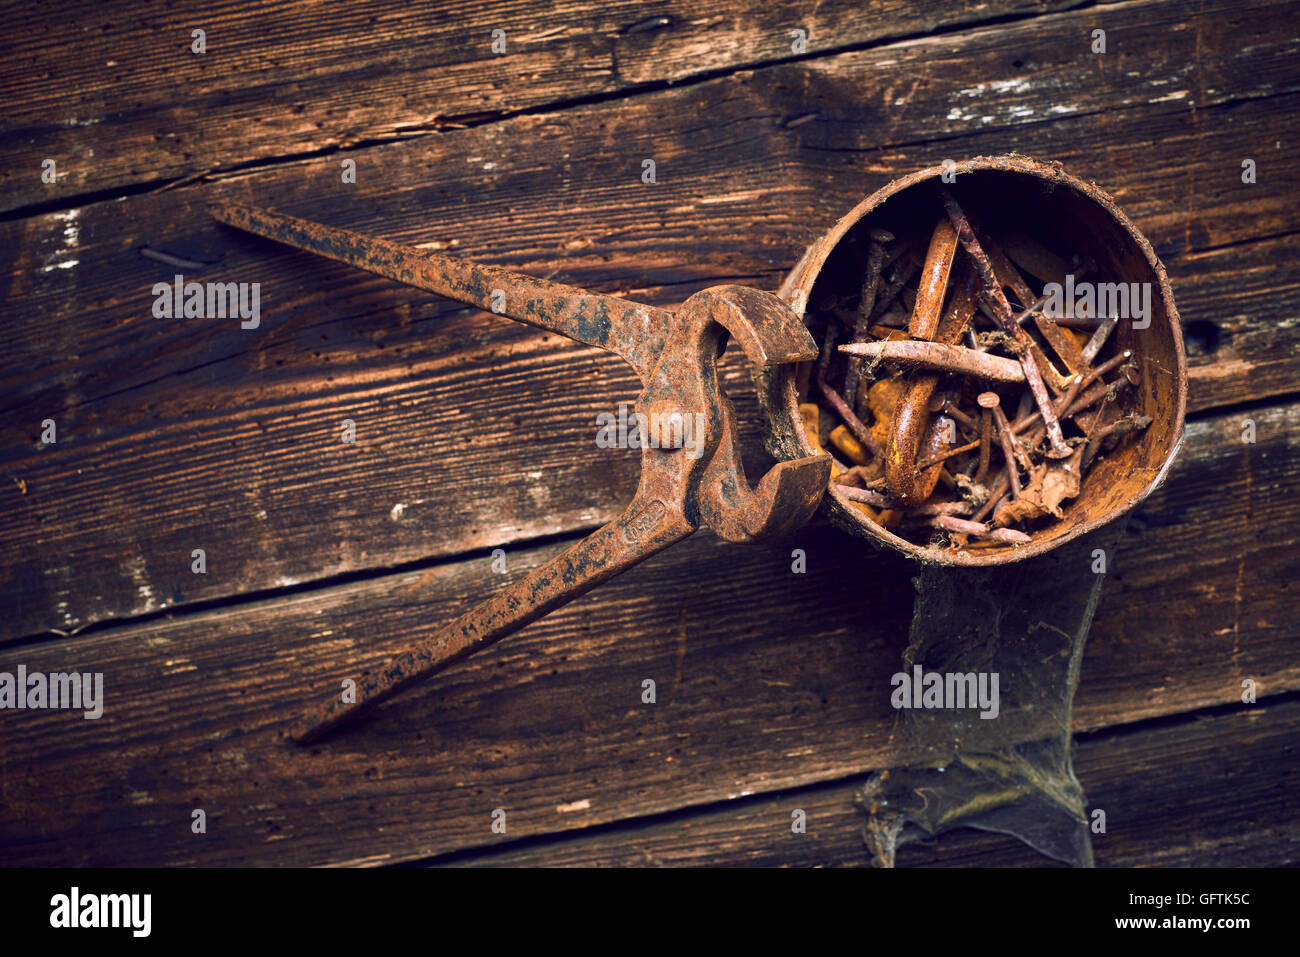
[0,400,1296,866]
[3,0,1299,637]
[0,0,1075,214]
[1180,230,1300,410]
[441,698,1300,866]
[7,0,1297,414]
[1078,404,1300,730]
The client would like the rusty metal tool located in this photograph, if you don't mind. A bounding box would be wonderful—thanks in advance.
[210,202,831,743]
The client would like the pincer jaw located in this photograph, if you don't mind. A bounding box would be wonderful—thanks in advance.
[741,454,832,540]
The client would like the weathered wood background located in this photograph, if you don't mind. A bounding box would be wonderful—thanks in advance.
[1,0,1297,867]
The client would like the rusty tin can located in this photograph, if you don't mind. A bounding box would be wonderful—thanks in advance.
[757,154,1188,565]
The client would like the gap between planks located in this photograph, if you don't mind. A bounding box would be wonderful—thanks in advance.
[412,688,1300,866]
[0,0,1153,224]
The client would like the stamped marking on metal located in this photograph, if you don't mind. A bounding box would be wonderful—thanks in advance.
[622,499,667,543]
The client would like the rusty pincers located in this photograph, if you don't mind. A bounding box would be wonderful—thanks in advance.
[210,203,831,742]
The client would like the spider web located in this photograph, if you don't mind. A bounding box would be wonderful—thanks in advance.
[858,522,1127,867]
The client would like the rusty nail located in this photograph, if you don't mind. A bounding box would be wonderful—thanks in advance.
[971,469,1010,524]
[1011,292,1054,327]
[1080,387,1117,471]
[1022,368,1136,448]
[975,391,998,484]
[1011,349,1133,437]
[912,500,975,516]
[937,186,1073,458]
[943,401,978,430]
[1081,413,1154,471]
[838,340,1026,383]
[1080,314,1119,364]
[843,228,894,402]
[840,485,974,516]
[817,325,883,457]
[994,246,1086,375]
[915,437,982,471]
[1084,349,1135,387]
[929,514,1031,543]
[836,485,892,508]
[869,247,924,322]
[985,526,1034,544]
[984,394,1026,498]
[818,378,880,456]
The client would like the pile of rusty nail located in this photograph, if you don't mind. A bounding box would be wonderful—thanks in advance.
[801,186,1151,551]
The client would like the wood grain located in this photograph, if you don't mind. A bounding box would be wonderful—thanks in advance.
[0,0,1074,214]
[3,0,1297,868]
[440,697,1300,866]
[0,401,1295,866]
[3,0,1298,638]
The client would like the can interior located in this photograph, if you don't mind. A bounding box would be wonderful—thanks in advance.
[796,166,1184,562]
